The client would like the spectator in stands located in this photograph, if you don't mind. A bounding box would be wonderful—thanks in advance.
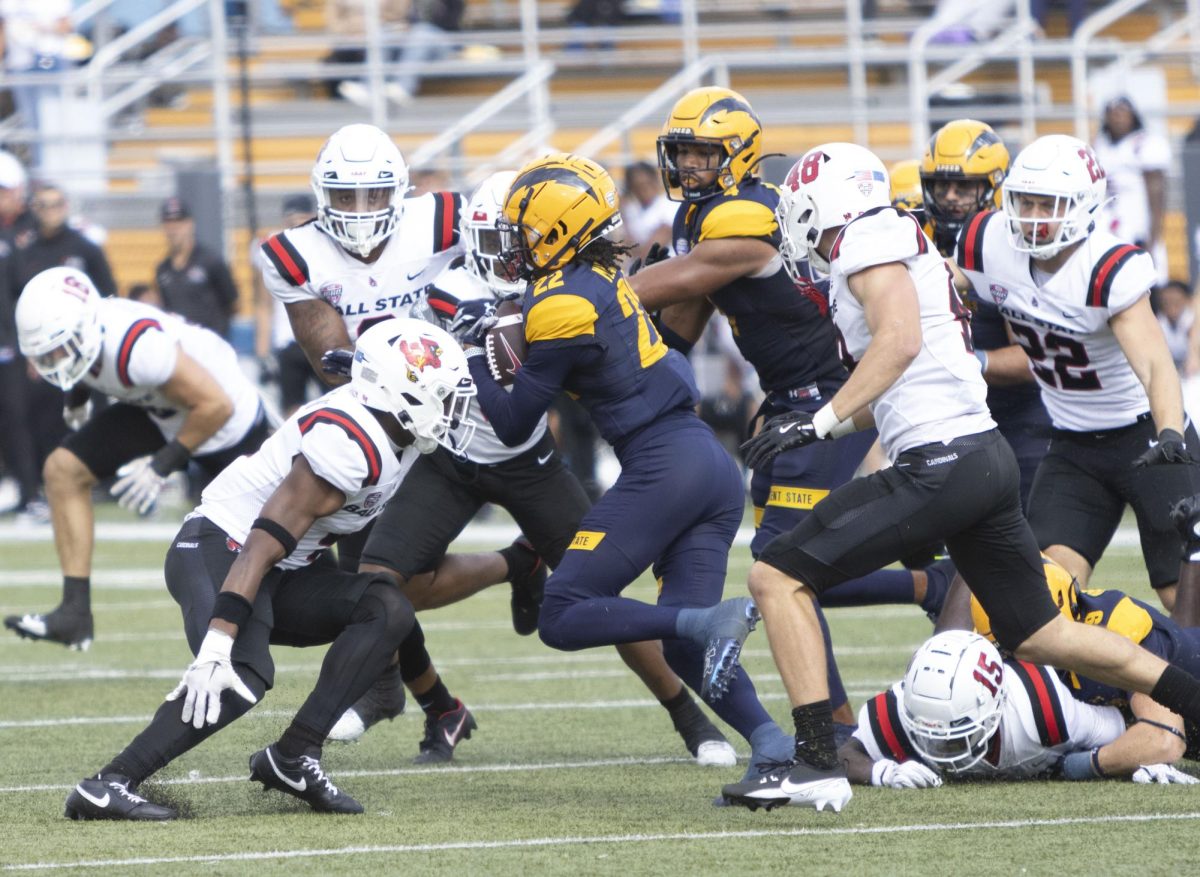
[254,193,320,417]
[620,161,675,259]
[154,196,238,339]
[326,0,408,105]
[0,0,71,171]
[0,150,33,239]
[1155,280,1195,374]
[1093,95,1171,282]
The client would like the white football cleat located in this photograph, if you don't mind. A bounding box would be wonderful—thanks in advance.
[695,740,738,767]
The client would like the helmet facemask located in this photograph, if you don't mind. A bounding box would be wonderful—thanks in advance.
[24,317,102,389]
[316,184,404,258]
[776,187,828,279]
[1002,186,1098,260]
[16,267,104,390]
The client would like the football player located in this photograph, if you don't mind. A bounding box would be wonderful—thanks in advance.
[4,268,269,651]
[842,631,1196,788]
[720,143,1200,813]
[62,319,475,820]
[956,134,1200,612]
[327,172,736,766]
[457,152,798,781]
[261,124,541,763]
[888,159,925,226]
[923,119,1050,509]
[629,87,952,728]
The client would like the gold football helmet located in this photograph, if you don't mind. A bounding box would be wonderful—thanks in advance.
[920,119,1009,252]
[657,86,763,202]
[889,159,924,214]
[971,556,1080,644]
[499,153,621,278]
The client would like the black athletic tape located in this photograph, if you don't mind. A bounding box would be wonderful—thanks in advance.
[251,516,299,557]
[211,591,253,629]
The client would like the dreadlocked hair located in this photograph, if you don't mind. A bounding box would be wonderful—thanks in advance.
[575,237,634,271]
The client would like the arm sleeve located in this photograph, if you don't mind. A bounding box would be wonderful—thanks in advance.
[1057,672,1128,749]
[125,328,179,387]
[469,342,593,446]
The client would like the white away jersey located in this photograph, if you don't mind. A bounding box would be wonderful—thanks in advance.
[420,261,546,464]
[194,386,418,570]
[83,298,261,454]
[829,206,994,458]
[1093,128,1171,246]
[261,192,463,341]
[957,211,1157,431]
[854,660,1125,780]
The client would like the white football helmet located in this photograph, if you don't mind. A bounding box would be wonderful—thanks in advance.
[311,124,412,258]
[462,170,524,297]
[899,630,1006,775]
[349,318,476,455]
[16,267,104,390]
[1002,134,1107,259]
[777,142,891,278]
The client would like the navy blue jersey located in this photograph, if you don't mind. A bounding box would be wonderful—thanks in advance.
[471,261,699,450]
[672,178,846,397]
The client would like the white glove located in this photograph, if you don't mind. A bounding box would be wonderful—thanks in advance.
[63,398,92,431]
[165,629,257,729]
[871,758,943,789]
[1132,763,1200,785]
[110,455,166,516]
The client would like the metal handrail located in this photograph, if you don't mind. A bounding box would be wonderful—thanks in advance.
[1071,0,1154,140]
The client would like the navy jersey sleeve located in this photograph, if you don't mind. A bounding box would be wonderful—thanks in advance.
[469,343,596,446]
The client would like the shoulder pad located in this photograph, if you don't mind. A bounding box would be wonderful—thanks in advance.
[525,293,598,343]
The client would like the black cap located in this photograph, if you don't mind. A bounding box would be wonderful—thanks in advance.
[282,193,316,217]
[160,196,191,221]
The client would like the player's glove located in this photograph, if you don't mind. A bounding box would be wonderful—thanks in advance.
[1133,428,1190,467]
[450,299,499,347]
[165,628,257,729]
[870,759,943,789]
[626,242,671,277]
[1131,763,1199,785]
[111,440,190,516]
[321,347,355,379]
[256,355,279,386]
[740,411,821,469]
[62,398,92,431]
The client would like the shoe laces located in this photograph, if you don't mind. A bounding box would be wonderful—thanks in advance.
[299,756,340,796]
[107,779,148,805]
[751,756,795,776]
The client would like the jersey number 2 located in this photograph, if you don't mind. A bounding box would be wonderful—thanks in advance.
[1008,324,1102,391]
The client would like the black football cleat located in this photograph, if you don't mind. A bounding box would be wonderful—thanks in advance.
[413,699,477,764]
[327,663,406,743]
[64,774,176,821]
[5,606,93,651]
[508,536,546,636]
[249,745,363,814]
[721,759,852,813]
[698,597,759,702]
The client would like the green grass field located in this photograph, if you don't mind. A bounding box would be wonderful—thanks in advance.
[1,516,1198,875]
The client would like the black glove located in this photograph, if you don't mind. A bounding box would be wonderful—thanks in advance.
[450,299,498,347]
[321,347,354,379]
[1133,428,1190,467]
[1170,493,1200,547]
[739,410,821,470]
[626,242,671,277]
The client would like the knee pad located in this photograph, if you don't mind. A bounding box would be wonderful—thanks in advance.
[351,576,417,644]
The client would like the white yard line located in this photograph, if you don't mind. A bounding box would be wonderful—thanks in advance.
[5,812,1198,871]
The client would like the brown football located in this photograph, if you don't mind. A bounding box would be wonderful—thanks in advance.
[485,299,526,387]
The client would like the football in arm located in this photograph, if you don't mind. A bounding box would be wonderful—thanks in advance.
[485,299,526,387]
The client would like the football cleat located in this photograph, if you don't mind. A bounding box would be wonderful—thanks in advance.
[248,745,363,814]
[5,606,93,650]
[64,774,176,821]
[697,597,760,702]
[695,740,739,768]
[413,699,477,764]
[721,759,852,813]
[508,536,546,637]
[669,693,738,766]
[327,663,406,743]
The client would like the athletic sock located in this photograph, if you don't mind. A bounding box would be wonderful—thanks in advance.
[277,720,325,760]
[792,700,838,770]
[62,576,91,614]
[1150,664,1200,722]
[661,687,721,753]
[416,677,457,716]
[499,539,538,583]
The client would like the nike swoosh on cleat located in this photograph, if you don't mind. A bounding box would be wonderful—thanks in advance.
[266,749,306,792]
[75,786,110,808]
[443,714,468,747]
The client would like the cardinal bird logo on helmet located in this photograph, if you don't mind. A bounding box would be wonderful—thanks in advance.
[398,337,443,374]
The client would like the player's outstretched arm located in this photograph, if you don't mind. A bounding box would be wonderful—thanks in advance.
[286,299,354,388]
[1096,694,1188,776]
[630,237,776,310]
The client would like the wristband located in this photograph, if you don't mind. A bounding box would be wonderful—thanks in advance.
[463,345,485,360]
[150,439,192,477]
[812,402,857,440]
[1061,747,1106,780]
[250,516,298,557]
[974,348,989,373]
[211,591,253,629]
